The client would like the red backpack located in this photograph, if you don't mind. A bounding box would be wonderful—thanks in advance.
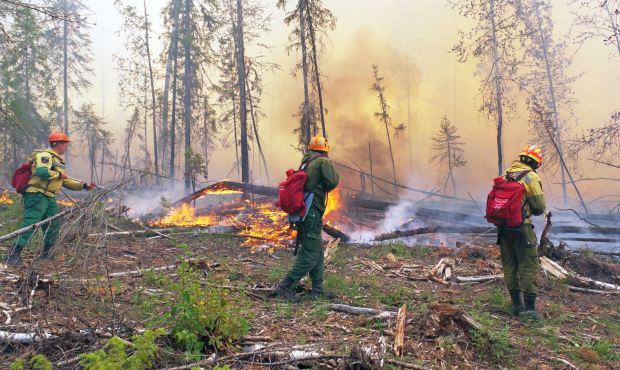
[11,162,33,194]
[276,155,320,216]
[485,171,530,227]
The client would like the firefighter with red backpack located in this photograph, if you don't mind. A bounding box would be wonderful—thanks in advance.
[274,135,340,301]
[5,132,96,266]
[486,145,546,320]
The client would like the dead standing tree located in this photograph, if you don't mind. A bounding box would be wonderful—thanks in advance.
[230,0,250,183]
[569,1,620,170]
[47,0,94,167]
[450,0,524,176]
[277,0,336,146]
[371,64,406,193]
[74,103,113,183]
[160,0,181,176]
[432,116,467,196]
[114,0,158,176]
[517,0,580,206]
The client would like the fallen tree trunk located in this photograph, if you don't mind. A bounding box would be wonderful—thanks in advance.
[323,223,351,242]
[109,259,216,278]
[540,256,620,291]
[375,225,620,241]
[0,330,57,344]
[375,226,493,241]
[568,286,620,295]
[0,209,71,242]
[173,181,278,207]
[327,303,397,319]
[455,274,504,283]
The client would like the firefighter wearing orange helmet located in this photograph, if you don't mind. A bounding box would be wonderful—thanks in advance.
[274,135,340,301]
[498,145,546,320]
[6,133,96,266]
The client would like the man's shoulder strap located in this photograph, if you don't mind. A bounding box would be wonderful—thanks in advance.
[299,154,322,171]
[506,170,531,182]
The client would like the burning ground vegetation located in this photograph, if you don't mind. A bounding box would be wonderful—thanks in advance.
[0,183,619,369]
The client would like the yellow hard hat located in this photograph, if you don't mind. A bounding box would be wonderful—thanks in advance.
[519,145,543,165]
[308,135,329,152]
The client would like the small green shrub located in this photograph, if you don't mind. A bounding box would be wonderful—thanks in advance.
[471,324,512,364]
[10,355,52,370]
[9,358,26,370]
[79,330,163,370]
[585,338,617,361]
[145,245,251,355]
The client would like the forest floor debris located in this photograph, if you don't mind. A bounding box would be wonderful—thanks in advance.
[1,232,618,369]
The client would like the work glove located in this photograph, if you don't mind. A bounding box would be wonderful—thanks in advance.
[84,182,97,190]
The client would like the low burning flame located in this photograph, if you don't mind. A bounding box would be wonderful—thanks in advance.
[0,191,13,205]
[150,203,216,227]
[147,184,347,250]
[57,199,76,207]
[195,182,244,198]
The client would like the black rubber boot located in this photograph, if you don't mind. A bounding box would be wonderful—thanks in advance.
[309,280,336,301]
[6,244,24,267]
[273,277,301,302]
[40,244,53,260]
[509,289,523,316]
[520,293,542,321]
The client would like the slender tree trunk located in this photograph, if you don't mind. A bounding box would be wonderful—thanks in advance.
[202,96,209,180]
[245,66,270,182]
[382,118,397,192]
[306,1,326,138]
[139,3,160,182]
[299,0,311,145]
[232,91,240,179]
[444,137,456,196]
[143,0,160,185]
[406,56,413,167]
[532,0,568,205]
[143,78,149,164]
[112,148,119,182]
[489,0,505,176]
[235,0,249,183]
[63,0,69,165]
[368,140,375,197]
[182,0,192,192]
[161,0,181,175]
[99,146,105,184]
[169,21,180,181]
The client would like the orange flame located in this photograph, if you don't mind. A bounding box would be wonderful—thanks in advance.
[150,203,216,227]
[0,191,13,205]
[146,183,348,252]
[324,187,342,219]
[57,199,75,207]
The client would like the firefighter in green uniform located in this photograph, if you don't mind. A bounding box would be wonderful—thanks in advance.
[499,145,546,320]
[6,132,96,266]
[274,135,340,301]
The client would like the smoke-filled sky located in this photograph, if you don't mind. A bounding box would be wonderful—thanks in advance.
[77,0,618,206]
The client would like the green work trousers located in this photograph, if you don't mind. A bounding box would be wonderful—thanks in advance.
[498,224,539,295]
[15,192,60,248]
[287,207,324,284]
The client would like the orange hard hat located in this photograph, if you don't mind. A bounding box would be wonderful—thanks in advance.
[308,135,329,152]
[520,145,543,165]
[48,132,70,143]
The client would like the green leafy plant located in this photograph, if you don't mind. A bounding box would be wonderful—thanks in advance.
[10,355,52,370]
[145,244,251,356]
[79,330,163,370]
[584,338,617,361]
